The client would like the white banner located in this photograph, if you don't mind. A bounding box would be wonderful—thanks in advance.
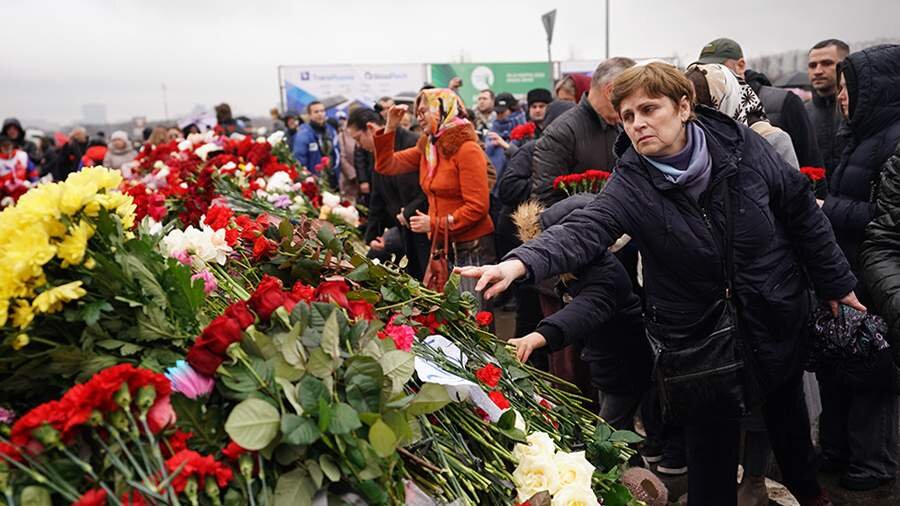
[280,64,425,115]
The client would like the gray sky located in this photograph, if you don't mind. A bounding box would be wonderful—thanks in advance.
[3,0,898,126]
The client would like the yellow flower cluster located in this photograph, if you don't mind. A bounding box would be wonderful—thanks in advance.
[0,167,136,334]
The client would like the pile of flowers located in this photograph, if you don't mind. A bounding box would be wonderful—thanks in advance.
[553,170,612,196]
[512,432,599,505]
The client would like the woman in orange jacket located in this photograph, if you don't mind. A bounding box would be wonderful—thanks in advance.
[373,88,495,303]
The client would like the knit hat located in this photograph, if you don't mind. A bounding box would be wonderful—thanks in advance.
[110,130,128,142]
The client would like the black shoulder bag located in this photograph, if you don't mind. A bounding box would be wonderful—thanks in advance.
[645,181,760,424]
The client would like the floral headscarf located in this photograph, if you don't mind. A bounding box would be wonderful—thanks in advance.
[414,88,470,174]
[688,63,767,126]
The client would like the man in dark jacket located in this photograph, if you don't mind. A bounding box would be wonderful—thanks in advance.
[698,38,823,168]
[531,57,636,206]
[821,44,900,491]
[806,39,851,175]
[347,107,429,279]
[282,111,301,153]
[2,118,40,166]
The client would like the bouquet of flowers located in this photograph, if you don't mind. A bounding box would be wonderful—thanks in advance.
[800,166,827,198]
[510,122,537,143]
[0,167,205,403]
[553,170,612,196]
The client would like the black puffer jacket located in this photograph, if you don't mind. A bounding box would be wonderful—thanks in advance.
[824,44,900,297]
[509,106,856,391]
[531,96,618,206]
[495,101,577,257]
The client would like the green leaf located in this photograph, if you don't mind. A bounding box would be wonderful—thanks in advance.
[344,357,384,413]
[319,454,341,482]
[82,300,113,326]
[274,467,315,506]
[407,383,451,416]
[321,311,341,360]
[275,378,303,415]
[20,486,51,506]
[329,402,362,435]
[281,414,321,446]
[599,482,634,506]
[224,398,280,451]
[497,409,517,430]
[297,375,329,414]
[593,423,613,443]
[382,410,413,444]
[609,429,643,444]
[277,323,305,367]
[379,350,415,393]
[317,397,333,433]
[380,286,400,303]
[305,459,324,489]
[368,418,397,458]
[346,263,371,282]
[306,348,337,379]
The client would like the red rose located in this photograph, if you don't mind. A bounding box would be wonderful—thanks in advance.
[73,488,108,506]
[198,315,243,354]
[224,301,255,329]
[204,204,233,230]
[186,345,224,377]
[348,300,376,320]
[475,311,493,327]
[291,281,315,302]
[314,279,350,309]
[252,236,276,260]
[488,390,510,410]
[248,275,287,321]
[475,364,502,388]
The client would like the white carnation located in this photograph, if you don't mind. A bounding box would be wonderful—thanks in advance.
[266,171,293,193]
[331,205,360,227]
[267,130,285,146]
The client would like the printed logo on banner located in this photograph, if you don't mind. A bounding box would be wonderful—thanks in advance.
[300,72,310,81]
[470,66,495,91]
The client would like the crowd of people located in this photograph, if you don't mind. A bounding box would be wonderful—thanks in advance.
[3,35,899,506]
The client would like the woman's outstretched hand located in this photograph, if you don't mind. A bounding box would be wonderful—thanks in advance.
[454,259,527,300]
[508,332,547,363]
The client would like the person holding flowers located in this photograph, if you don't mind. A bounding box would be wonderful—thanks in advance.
[459,62,860,506]
[373,89,495,304]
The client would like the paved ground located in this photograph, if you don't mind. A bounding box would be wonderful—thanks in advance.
[493,310,900,505]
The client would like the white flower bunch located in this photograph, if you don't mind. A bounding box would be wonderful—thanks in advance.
[512,432,600,505]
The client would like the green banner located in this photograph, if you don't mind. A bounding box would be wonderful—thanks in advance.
[430,62,553,108]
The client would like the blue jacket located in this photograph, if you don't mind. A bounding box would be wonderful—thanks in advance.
[485,114,525,182]
[292,123,339,173]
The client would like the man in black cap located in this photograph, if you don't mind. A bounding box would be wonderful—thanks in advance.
[486,88,554,160]
[485,92,526,180]
[698,37,822,167]
[282,110,302,152]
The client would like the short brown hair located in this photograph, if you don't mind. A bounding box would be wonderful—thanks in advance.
[611,63,695,118]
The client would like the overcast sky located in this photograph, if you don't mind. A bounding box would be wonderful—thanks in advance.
[3,0,898,126]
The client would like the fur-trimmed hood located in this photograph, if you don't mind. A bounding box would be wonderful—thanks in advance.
[416,123,479,159]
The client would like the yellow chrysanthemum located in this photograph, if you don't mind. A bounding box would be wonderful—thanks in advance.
[84,257,96,269]
[11,299,34,329]
[31,281,87,314]
[12,333,30,350]
[0,299,8,327]
[59,179,97,216]
[57,219,94,267]
[66,166,122,192]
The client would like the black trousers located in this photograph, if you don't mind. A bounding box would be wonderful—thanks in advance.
[684,373,820,506]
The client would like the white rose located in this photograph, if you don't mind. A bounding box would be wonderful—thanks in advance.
[331,205,360,227]
[221,161,237,171]
[266,171,293,193]
[267,131,285,146]
[513,431,557,462]
[552,451,595,490]
[550,484,599,506]
[177,139,193,152]
[321,191,341,209]
[194,143,222,161]
[513,455,561,502]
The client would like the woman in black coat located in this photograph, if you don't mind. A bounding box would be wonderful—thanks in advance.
[459,63,859,506]
[827,44,900,491]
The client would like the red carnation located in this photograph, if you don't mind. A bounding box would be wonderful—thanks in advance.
[73,488,108,506]
[488,390,510,410]
[224,301,255,329]
[204,204,234,230]
[0,441,21,463]
[165,430,193,457]
[222,440,247,460]
[475,311,493,327]
[315,279,350,309]
[165,449,234,493]
[475,364,502,388]
[800,166,826,182]
[247,275,287,321]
